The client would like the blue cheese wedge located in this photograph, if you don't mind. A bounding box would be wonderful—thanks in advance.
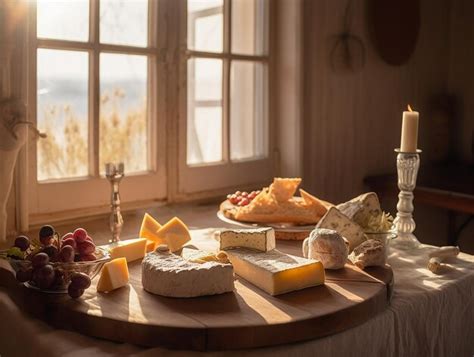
[219,227,276,252]
[226,248,325,296]
[316,207,366,252]
[336,192,382,228]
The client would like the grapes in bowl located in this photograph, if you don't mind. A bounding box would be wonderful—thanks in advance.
[1,225,110,298]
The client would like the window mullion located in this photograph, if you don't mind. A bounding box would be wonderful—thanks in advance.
[89,0,100,177]
[222,0,231,163]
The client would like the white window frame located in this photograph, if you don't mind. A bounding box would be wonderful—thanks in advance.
[27,0,167,223]
[25,0,275,223]
[174,0,275,198]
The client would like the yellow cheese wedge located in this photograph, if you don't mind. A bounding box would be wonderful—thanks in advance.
[155,217,191,252]
[97,258,129,293]
[139,213,162,245]
[109,238,147,263]
[146,239,156,253]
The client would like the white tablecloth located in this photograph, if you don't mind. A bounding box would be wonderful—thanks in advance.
[1,236,473,357]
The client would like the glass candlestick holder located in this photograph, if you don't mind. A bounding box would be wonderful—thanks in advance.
[392,149,422,249]
[105,162,124,243]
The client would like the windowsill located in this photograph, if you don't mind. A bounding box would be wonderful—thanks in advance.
[25,202,231,248]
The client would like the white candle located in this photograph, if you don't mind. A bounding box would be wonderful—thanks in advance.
[400,105,419,152]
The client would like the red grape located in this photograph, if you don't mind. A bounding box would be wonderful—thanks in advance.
[32,252,49,269]
[68,285,84,299]
[241,191,248,197]
[80,254,97,261]
[35,264,55,290]
[70,272,91,290]
[14,236,30,251]
[235,191,242,196]
[61,232,74,241]
[248,191,257,200]
[73,228,88,243]
[16,268,33,283]
[59,245,75,263]
[61,238,77,249]
[229,194,240,205]
[238,198,250,206]
[42,245,59,260]
[77,241,95,256]
[40,236,53,246]
[39,225,55,239]
[52,269,66,289]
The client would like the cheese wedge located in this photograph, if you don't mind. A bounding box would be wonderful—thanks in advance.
[227,248,325,296]
[154,217,191,252]
[97,258,129,292]
[219,228,275,252]
[316,207,366,252]
[146,240,156,253]
[138,213,162,245]
[336,192,382,228]
[109,238,147,263]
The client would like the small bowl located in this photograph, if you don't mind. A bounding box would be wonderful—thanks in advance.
[364,232,397,261]
[4,247,110,293]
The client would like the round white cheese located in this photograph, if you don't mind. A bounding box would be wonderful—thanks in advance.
[141,250,234,297]
[303,228,349,269]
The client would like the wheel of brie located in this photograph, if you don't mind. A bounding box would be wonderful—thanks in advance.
[141,245,234,298]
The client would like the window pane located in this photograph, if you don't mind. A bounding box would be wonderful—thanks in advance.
[37,0,89,41]
[100,53,148,174]
[100,0,148,47]
[187,58,223,165]
[230,61,267,160]
[37,49,89,180]
[187,0,223,52]
[232,0,268,55]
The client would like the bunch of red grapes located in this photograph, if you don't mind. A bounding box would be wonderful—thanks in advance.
[227,190,261,206]
[11,225,96,298]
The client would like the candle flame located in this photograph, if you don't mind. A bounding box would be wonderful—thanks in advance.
[407,104,413,112]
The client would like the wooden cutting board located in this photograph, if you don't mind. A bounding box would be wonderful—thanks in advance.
[0,236,393,351]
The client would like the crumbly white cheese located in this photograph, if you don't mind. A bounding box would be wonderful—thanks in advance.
[303,228,349,270]
[219,227,275,252]
[349,239,385,269]
[316,207,366,252]
[336,192,382,228]
[141,250,234,297]
[226,248,325,296]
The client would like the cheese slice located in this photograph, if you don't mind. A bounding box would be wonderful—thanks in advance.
[336,192,382,228]
[97,258,129,292]
[226,248,325,296]
[316,207,366,252]
[142,249,234,297]
[109,238,147,263]
[219,228,275,252]
[154,217,191,252]
[146,240,156,253]
[138,213,161,244]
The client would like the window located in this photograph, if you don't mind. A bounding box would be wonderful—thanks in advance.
[28,0,272,219]
[178,0,273,194]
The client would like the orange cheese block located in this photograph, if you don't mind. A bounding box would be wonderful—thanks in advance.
[155,217,191,252]
[97,258,129,293]
[109,238,147,263]
[146,240,156,253]
[139,213,163,249]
